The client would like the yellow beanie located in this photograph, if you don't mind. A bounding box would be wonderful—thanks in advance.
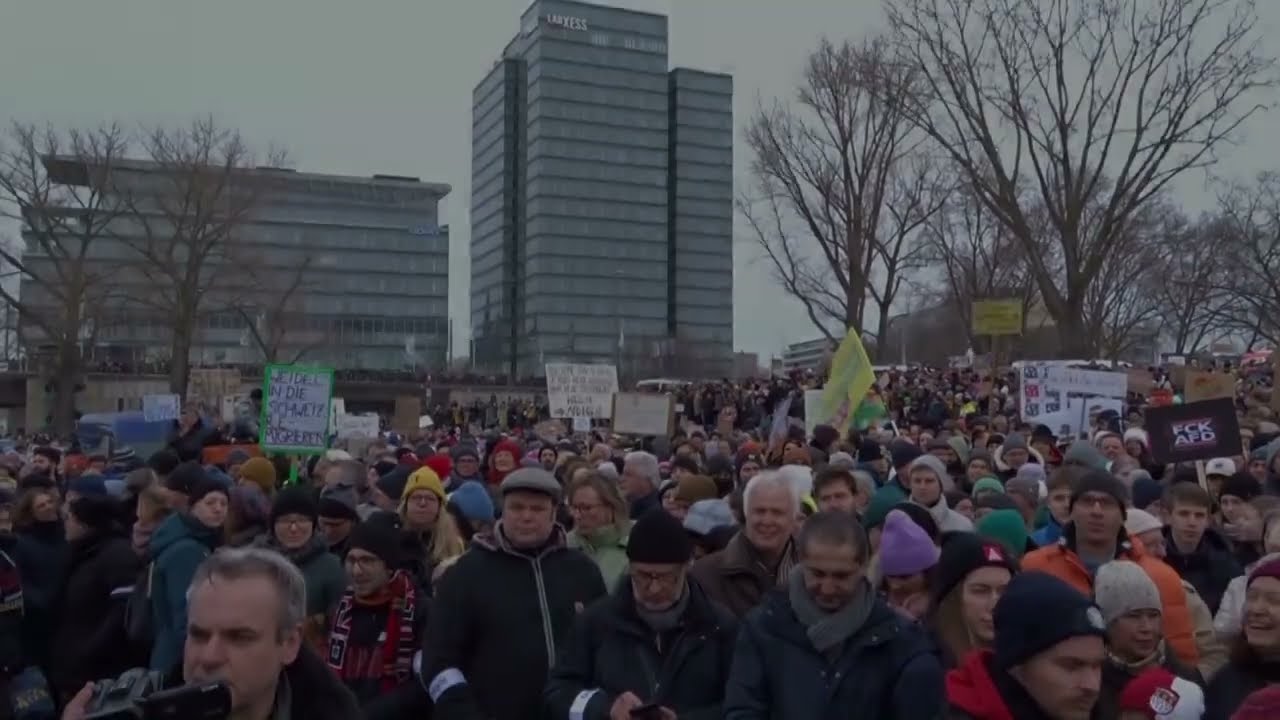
[399,467,445,511]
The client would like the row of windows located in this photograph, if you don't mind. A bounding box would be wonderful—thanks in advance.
[302,295,447,316]
[528,116,668,151]
[529,156,665,187]
[674,178,733,202]
[674,249,734,271]
[531,77,669,115]
[673,89,733,114]
[525,294,666,319]
[525,194,667,224]
[201,312,446,337]
[672,143,732,167]
[676,161,733,184]
[675,312,734,332]
[527,176,666,206]
[525,215,665,243]
[525,275,667,299]
[539,36,667,74]
[671,106,733,132]
[524,315,666,337]
[525,235,667,261]
[528,137,668,169]
[673,196,733,220]
[676,286,733,305]
[530,58,669,95]
[530,97,668,133]
[676,215,731,236]
[525,255,666,280]
[671,71,733,96]
[672,124,733,151]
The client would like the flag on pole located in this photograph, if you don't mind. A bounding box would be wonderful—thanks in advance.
[814,329,876,433]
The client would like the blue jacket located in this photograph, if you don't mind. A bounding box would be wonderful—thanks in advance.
[1030,516,1063,547]
[148,513,220,671]
[723,589,945,720]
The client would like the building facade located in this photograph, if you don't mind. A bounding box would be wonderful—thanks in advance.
[470,0,733,379]
[782,337,835,372]
[20,158,450,371]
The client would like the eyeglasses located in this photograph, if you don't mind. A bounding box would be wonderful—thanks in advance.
[344,555,383,570]
[570,503,605,514]
[630,568,683,589]
[275,517,313,529]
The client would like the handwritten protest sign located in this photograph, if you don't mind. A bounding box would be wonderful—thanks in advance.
[260,365,334,453]
[142,394,180,423]
[545,363,618,418]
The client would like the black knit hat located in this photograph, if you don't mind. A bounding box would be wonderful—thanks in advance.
[187,477,229,508]
[1221,472,1263,503]
[68,495,120,533]
[167,461,207,496]
[994,571,1105,670]
[626,508,693,565]
[1069,469,1129,510]
[376,466,412,503]
[347,515,402,567]
[888,440,923,470]
[891,501,940,542]
[930,531,1019,607]
[271,486,318,525]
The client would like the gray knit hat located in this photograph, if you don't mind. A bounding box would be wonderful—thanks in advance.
[907,454,954,492]
[1094,560,1161,625]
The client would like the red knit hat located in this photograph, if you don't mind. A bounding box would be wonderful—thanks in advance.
[1118,667,1203,719]
[1233,685,1280,720]
[424,453,452,481]
[1248,557,1280,588]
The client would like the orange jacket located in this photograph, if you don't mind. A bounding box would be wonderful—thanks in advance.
[1021,527,1198,666]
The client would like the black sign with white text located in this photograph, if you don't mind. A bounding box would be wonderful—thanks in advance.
[1144,397,1242,465]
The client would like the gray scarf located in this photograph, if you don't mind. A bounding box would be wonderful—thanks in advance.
[636,582,691,633]
[787,566,875,658]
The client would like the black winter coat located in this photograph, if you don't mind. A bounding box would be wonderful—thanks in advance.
[723,588,945,720]
[1203,651,1280,720]
[422,525,607,720]
[1162,526,1243,615]
[545,580,737,720]
[49,531,140,698]
[12,521,67,672]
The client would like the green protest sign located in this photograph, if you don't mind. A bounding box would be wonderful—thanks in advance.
[259,364,335,454]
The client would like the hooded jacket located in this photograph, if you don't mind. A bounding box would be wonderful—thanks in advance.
[1020,523,1197,666]
[147,512,221,671]
[256,533,347,620]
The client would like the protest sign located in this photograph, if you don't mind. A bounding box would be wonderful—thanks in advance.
[1040,365,1127,398]
[260,365,334,453]
[1144,398,1242,465]
[142,393,180,423]
[1185,371,1236,403]
[611,393,672,436]
[972,299,1023,336]
[1126,369,1152,394]
[336,413,380,440]
[545,363,618,418]
[392,396,421,435]
[572,416,591,433]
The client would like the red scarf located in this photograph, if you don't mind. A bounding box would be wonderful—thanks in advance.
[326,571,418,692]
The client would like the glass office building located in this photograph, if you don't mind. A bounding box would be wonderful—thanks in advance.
[470,0,733,378]
[21,159,451,370]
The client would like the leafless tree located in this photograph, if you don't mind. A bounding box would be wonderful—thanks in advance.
[1214,173,1280,346]
[738,36,943,349]
[887,0,1275,356]
[0,123,130,432]
[925,178,1039,350]
[234,256,329,364]
[112,116,285,396]
[1147,212,1232,354]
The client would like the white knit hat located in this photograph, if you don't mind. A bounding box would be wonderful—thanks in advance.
[1125,508,1164,536]
[1094,560,1161,625]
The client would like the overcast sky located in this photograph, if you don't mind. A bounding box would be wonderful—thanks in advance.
[3,0,1279,362]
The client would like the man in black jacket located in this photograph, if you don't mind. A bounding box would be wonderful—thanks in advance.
[422,467,607,720]
[546,510,737,720]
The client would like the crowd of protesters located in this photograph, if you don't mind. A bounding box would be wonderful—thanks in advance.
[0,360,1273,718]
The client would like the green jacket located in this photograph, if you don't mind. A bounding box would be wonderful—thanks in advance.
[568,523,631,593]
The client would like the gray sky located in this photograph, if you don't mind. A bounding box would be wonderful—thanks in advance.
[3,0,1279,362]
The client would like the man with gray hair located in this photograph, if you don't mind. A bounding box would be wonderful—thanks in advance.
[620,451,663,519]
[60,547,361,720]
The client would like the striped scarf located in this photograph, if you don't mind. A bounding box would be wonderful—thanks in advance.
[327,570,418,692]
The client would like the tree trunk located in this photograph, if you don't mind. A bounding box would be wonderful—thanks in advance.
[1053,310,1092,359]
[875,309,893,363]
[169,323,192,397]
[51,343,80,436]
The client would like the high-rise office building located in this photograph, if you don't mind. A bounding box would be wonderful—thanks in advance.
[20,158,451,370]
[470,0,733,379]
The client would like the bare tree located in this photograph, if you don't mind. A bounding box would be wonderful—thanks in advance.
[234,256,329,364]
[0,124,130,432]
[1148,212,1232,354]
[887,0,1275,356]
[112,116,285,395]
[925,178,1038,350]
[1215,173,1280,346]
[738,36,941,347]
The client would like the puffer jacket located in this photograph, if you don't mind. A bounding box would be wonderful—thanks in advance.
[545,579,737,720]
[1021,523,1197,667]
[147,512,221,671]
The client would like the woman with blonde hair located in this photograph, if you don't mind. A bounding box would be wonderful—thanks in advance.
[132,484,174,556]
[397,466,466,593]
[565,470,631,591]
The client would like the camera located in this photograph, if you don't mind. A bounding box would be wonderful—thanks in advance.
[84,668,231,720]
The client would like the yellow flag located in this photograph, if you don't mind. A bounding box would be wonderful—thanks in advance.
[815,329,876,432]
